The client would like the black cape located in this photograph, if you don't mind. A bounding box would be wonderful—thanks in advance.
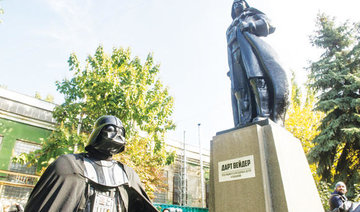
[24,153,158,212]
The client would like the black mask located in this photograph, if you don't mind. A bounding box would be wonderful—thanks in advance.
[94,125,126,156]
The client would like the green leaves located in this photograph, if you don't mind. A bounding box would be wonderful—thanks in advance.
[18,45,175,198]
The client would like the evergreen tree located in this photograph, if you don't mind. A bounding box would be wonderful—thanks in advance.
[307,13,360,196]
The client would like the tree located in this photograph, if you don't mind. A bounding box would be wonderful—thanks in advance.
[34,92,55,103]
[285,72,330,209]
[307,13,360,196]
[34,92,42,100]
[285,72,324,181]
[44,94,54,103]
[15,46,176,198]
[285,72,324,155]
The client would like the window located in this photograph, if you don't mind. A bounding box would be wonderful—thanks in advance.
[10,140,41,174]
[2,140,41,204]
[1,186,33,204]
[173,172,182,205]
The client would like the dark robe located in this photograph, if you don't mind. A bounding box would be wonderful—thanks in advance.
[24,154,158,212]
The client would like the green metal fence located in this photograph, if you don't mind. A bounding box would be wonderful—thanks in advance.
[154,203,208,212]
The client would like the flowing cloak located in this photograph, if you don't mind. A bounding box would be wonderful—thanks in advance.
[227,7,290,123]
[24,154,158,212]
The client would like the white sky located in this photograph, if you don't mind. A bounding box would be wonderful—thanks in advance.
[1,0,359,150]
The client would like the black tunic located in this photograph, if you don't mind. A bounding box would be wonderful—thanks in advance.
[24,153,158,212]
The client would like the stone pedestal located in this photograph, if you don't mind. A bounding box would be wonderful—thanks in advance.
[209,120,323,212]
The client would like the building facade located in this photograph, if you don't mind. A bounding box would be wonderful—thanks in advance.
[154,138,210,208]
[0,88,56,208]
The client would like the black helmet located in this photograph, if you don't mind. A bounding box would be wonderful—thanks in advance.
[85,115,126,155]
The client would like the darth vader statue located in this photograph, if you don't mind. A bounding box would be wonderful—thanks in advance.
[227,0,290,127]
[25,115,158,212]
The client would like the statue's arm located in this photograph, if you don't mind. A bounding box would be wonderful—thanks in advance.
[242,13,275,37]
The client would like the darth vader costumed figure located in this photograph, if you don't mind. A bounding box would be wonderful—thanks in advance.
[227,0,290,127]
[25,115,158,212]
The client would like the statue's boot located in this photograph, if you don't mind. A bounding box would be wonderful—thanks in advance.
[250,78,270,122]
[234,87,252,126]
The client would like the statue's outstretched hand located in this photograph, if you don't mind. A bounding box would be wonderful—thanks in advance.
[240,21,255,33]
